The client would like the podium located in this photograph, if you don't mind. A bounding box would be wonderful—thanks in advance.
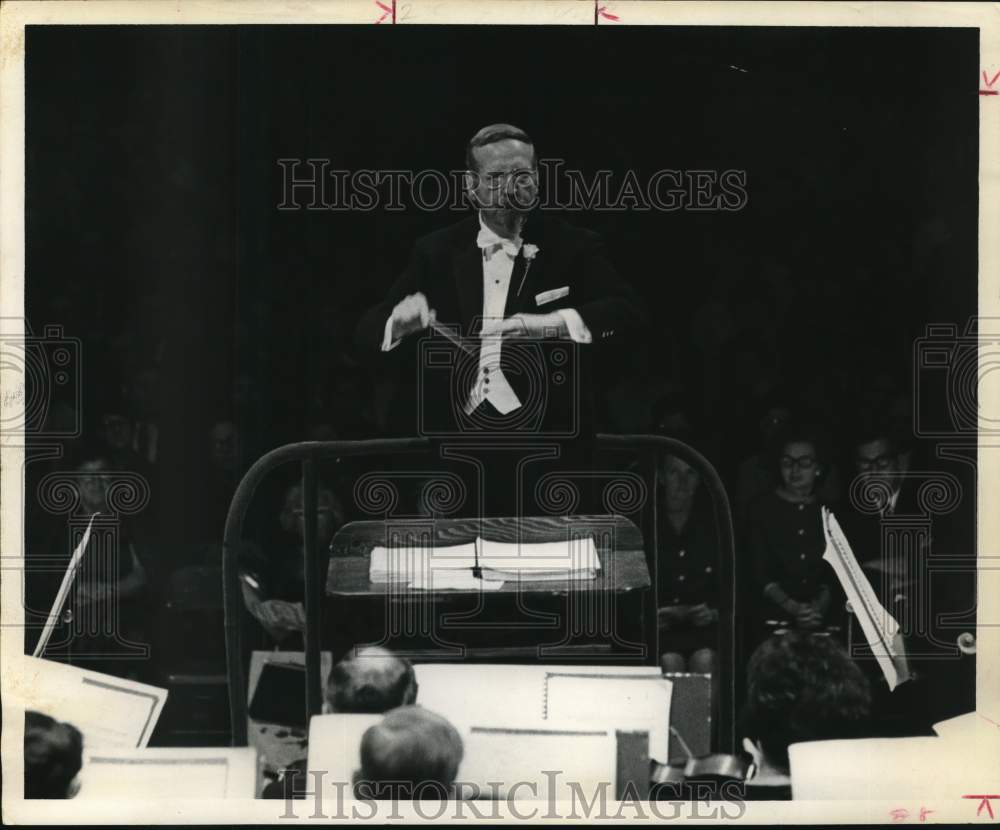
[221,435,737,752]
[326,514,653,662]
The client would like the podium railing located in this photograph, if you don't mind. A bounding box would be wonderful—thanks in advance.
[221,435,736,751]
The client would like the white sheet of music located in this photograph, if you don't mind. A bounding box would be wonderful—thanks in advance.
[31,513,97,658]
[789,736,1000,800]
[458,724,617,801]
[414,663,662,731]
[821,507,910,690]
[543,672,672,764]
[77,747,257,799]
[12,655,167,748]
[306,713,382,787]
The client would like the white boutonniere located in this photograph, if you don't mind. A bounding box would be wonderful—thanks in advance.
[517,243,540,296]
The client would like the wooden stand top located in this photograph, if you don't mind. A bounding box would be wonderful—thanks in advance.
[326,514,650,597]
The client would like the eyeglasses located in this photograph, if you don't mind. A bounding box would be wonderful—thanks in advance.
[856,454,895,471]
[780,455,817,471]
[478,168,538,191]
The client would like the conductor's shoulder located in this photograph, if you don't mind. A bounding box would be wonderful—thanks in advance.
[531,213,604,247]
[412,215,478,253]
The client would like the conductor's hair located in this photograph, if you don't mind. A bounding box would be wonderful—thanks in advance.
[24,711,83,799]
[741,632,871,774]
[355,706,464,800]
[465,124,535,171]
[326,646,417,714]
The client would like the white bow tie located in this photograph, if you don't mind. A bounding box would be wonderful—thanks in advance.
[477,227,522,259]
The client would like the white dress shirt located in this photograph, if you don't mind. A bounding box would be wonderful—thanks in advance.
[382,214,593,415]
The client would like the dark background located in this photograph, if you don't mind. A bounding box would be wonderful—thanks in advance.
[25,24,978,538]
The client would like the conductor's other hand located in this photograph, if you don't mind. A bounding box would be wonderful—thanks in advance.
[390,292,436,341]
[496,311,567,339]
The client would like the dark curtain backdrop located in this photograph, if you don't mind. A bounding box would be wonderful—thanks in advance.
[25,25,978,537]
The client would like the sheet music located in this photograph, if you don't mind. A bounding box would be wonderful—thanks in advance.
[543,673,672,764]
[12,655,167,748]
[821,507,910,690]
[477,537,600,574]
[77,747,257,799]
[32,513,97,658]
[789,736,1000,800]
[414,663,662,732]
[369,542,477,583]
[458,724,617,801]
[307,714,382,788]
[409,571,504,591]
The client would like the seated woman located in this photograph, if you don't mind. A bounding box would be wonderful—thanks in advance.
[740,632,871,799]
[239,480,344,645]
[656,453,719,675]
[26,444,153,677]
[746,425,838,638]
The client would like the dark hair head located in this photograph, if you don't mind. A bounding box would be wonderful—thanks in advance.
[68,440,113,473]
[741,633,871,773]
[356,705,463,799]
[767,421,828,485]
[465,123,535,172]
[326,646,417,714]
[851,411,904,458]
[24,711,83,799]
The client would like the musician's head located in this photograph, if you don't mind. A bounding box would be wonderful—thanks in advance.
[324,646,418,715]
[464,124,538,237]
[771,423,826,499]
[209,419,241,474]
[70,444,113,514]
[663,454,702,513]
[280,481,344,546]
[852,416,907,487]
[24,711,83,799]
[741,632,871,775]
[354,705,463,800]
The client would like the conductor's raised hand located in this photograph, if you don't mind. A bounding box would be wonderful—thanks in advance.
[390,292,437,341]
[496,311,567,339]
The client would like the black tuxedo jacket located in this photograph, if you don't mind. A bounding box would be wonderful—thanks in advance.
[355,213,645,439]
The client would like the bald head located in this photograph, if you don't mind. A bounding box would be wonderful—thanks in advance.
[325,646,418,714]
[356,706,463,799]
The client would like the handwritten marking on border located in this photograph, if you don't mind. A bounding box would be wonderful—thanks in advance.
[375,0,394,24]
[963,795,1000,819]
[981,69,999,96]
[596,5,619,23]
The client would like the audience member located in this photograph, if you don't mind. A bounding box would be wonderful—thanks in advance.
[27,444,153,676]
[354,706,464,800]
[24,711,83,799]
[746,425,838,638]
[838,415,938,738]
[239,480,344,644]
[324,646,418,714]
[656,453,719,675]
[740,632,872,800]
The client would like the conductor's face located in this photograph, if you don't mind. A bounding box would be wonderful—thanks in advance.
[467,138,538,236]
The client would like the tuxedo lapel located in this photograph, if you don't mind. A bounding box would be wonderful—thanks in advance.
[452,239,484,336]
[504,253,530,317]
[505,219,546,316]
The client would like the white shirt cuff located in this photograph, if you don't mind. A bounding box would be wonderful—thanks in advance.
[381,315,402,352]
[556,308,593,344]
